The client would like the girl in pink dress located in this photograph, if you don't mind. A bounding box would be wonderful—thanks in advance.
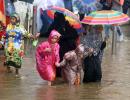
[36,30,61,86]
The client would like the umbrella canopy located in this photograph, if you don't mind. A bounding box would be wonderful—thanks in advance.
[81,10,130,25]
[42,6,82,30]
[72,0,101,15]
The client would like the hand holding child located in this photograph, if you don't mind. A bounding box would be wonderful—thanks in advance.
[34,33,40,39]
[55,62,60,67]
[88,48,94,56]
[85,47,93,53]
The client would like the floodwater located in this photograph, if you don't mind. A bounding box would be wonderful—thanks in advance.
[0,24,130,100]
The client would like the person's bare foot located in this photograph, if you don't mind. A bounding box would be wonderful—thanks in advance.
[15,68,19,75]
[48,81,52,86]
[15,74,20,78]
[7,66,12,73]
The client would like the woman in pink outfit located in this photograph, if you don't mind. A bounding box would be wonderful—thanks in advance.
[36,30,61,86]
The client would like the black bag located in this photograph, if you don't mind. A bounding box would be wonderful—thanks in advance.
[100,41,106,51]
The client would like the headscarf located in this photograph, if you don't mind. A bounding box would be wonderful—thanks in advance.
[10,13,20,24]
[48,30,61,43]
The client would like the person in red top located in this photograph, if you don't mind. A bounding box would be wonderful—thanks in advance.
[0,21,6,49]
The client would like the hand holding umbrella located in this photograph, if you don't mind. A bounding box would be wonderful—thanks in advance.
[81,10,130,54]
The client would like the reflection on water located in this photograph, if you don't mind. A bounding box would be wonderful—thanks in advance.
[36,83,103,100]
[0,25,130,100]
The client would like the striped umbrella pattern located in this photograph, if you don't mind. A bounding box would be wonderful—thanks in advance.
[81,10,130,25]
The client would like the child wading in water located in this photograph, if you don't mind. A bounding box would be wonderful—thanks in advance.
[56,44,85,85]
[36,30,61,86]
[0,13,33,76]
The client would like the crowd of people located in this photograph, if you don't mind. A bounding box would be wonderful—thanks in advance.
[0,11,106,86]
[0,0,129,86]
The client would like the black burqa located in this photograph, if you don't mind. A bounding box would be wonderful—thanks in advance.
[47,12,79,77]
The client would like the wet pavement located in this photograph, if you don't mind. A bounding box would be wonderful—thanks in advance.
[0,24,130,100]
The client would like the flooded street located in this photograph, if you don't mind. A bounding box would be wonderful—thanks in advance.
[0,24,130,100]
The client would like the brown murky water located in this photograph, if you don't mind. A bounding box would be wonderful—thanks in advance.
[0,25,130,100]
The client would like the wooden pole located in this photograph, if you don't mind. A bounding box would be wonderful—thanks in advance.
[32,6,37,35]
[112,25,117,55]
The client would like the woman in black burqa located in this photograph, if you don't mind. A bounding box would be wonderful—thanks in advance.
[47,12,79,77]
